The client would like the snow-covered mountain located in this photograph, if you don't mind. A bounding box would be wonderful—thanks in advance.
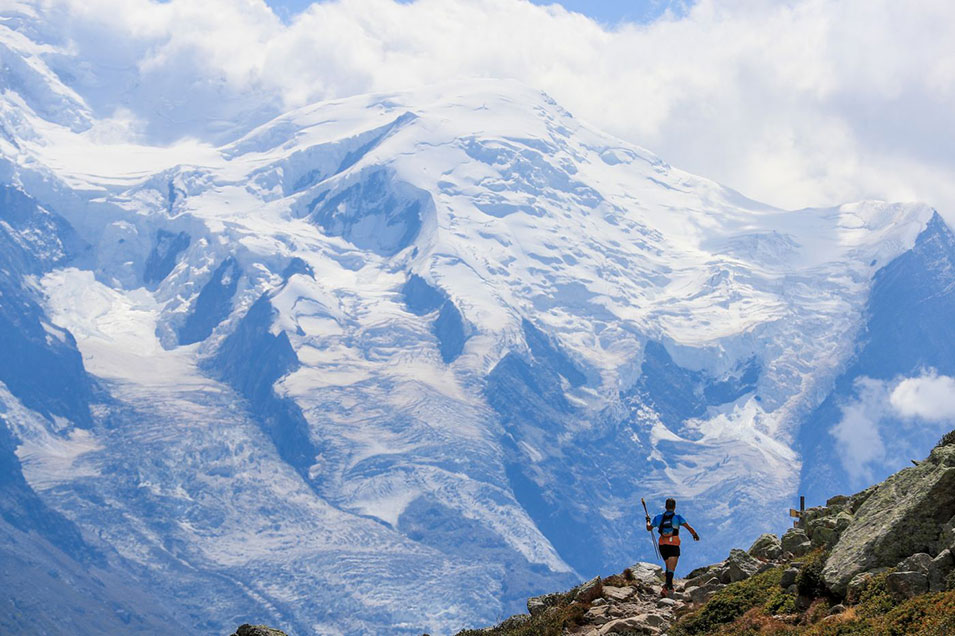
[2,7,954,635]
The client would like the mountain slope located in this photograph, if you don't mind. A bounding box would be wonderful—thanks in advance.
[1,12,953,634]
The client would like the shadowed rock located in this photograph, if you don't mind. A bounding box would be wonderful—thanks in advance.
[230,625,287,636]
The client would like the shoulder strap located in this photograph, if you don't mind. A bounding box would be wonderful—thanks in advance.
[659,510,676,535]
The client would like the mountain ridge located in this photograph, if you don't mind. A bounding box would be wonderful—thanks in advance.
[450,431,955,635]
[1,13,954,633]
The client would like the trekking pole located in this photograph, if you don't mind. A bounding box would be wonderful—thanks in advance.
[641,498,661,562]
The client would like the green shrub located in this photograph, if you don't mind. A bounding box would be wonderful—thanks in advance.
[671,568,785,635]
[796,549,830,599]
[876,590,955,635]
[710,607,799,635]
[454,591,585,636]
[804,617,878,635]
[853,572,895,619]
[764,586,797,615]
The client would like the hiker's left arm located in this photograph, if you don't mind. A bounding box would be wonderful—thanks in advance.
[683,522,700,541]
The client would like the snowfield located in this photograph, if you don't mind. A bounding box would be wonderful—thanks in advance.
[2,9,955,635]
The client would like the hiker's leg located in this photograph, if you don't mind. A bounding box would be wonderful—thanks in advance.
[665,555,678,588]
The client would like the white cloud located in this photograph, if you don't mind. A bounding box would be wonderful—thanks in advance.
[890,373,955,422]
[833,371,955,485]
[832,377,888,485]
[7,0,955,217]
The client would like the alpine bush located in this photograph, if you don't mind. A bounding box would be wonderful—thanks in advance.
[671,567,785,635]
[854,571,895,619]
[796,549,830,599]
[876,590,955,635]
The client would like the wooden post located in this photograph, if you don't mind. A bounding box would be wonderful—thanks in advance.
[790,496,808,528]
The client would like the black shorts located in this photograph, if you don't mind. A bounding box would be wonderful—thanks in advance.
[659,544,681,559]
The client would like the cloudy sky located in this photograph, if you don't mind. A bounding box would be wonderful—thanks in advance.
[18,0,955,217]
[267,0,692,25]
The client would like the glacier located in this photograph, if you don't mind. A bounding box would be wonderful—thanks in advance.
[2,7,955,635]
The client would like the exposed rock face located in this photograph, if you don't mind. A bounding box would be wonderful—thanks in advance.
[230,625,288,636]
[781,528,812,556]
[941,514,955,552]
[723,549,762,583]
[823,445,955,595]
[929,549,955,592]
[748,533,782,561]
[575,576,603,603]
[625,562,665,586]
[527,591,563,616]
[897,552,933,574]
[688,582,724,604]
[886,571,929,601]
[780,567,799,589]
[457,436,955,635]
[462,562,685,635]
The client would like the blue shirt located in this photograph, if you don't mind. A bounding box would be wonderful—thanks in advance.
[651,513,687,536]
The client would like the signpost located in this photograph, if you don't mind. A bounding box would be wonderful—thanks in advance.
[789,495,806,527]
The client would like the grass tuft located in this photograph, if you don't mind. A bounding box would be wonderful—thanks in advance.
[937,428,955,448]
[671,567,786,635]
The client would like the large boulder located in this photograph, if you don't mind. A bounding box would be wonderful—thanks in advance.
[527,591,563,616]
[231,626,287,636]
[748,533,782,561]
[625,562,665,586]
[497,614,532,630]
[826,495,850,508]
[940,514,955,553]
[781,528,811,556]
[896,553,933,574]
[723,549,762,583]
[684,563,721,580]
[687,582,724,604]
[811,525,838,549]
[886,571,929,601]
[575,576,603,603]
[780,567,799,589]
[598,616,659,635]
[929,549,954,592]
[823,445,955,596]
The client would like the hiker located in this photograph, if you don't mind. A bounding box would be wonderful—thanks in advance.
[646,498,700,595]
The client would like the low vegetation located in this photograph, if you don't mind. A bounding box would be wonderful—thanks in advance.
[670,563,955,635]
[670,567,790,635]
[454,590,587,636]
[938,428,955,448]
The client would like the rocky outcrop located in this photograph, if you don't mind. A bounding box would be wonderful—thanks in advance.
[929,549,955,592]
[748,533,783,561]
[458,539,793,635]
[886,571,929,601]
[822,444,955,595]
[723,549,763,583]
[781,528,811,556]
[456,435,955,635]
[230,625,287,636]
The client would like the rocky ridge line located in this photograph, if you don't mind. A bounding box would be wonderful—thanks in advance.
[228,433,955,635]
[449,434,955,635]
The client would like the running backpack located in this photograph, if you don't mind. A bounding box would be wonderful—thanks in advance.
[659,511,679,536]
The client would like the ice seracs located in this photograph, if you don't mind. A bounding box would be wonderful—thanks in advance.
[1,13,954,635]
